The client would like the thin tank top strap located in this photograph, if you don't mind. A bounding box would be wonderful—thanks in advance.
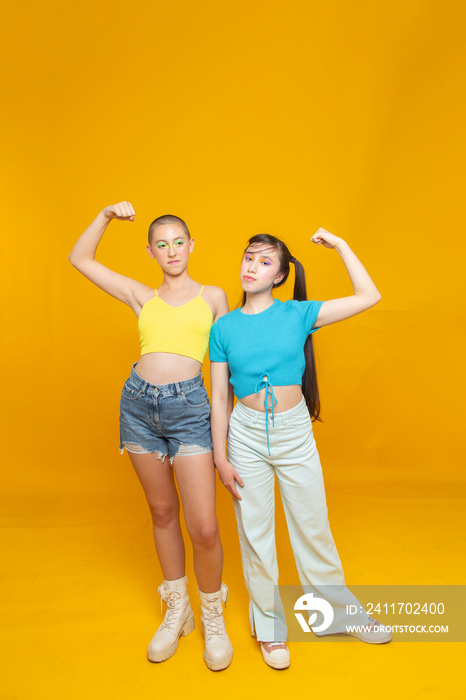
[198,285,204,296]
[153,288,158,297]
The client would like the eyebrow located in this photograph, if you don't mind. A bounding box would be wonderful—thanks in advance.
[245,251,274,261]
[154,236,185,244]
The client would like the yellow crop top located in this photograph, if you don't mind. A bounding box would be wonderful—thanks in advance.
[138,286,213,363]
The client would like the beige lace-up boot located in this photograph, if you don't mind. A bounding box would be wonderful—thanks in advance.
[147,575,195,662]
[199,582,233,671]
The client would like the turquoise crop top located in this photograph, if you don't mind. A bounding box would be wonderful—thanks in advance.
[209,299,324,398]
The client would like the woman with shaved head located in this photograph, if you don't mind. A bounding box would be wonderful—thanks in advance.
[70,201,232,671]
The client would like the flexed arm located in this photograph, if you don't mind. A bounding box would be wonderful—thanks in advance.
[312,228,382,328]
[69,202,152,314]
[210,361,243,500]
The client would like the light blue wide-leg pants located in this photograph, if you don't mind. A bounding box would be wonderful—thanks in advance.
[228,398,371,641]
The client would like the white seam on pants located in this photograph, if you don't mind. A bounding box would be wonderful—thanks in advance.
[227,398,371,641]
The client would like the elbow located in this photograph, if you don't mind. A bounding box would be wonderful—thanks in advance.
[68,246,80,267]
[68,250,87,270]
[359,290,381,311]
[367,284,381,306]
[357,290,381,311]
[367,292,381,309]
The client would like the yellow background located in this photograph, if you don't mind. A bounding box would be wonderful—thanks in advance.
[1,0,465,698]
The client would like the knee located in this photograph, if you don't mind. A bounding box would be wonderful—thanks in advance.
[147,501,179,529]
[190,520,220,550]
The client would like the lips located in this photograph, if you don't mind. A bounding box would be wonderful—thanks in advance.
[168,260,180,264]
[243,275,256,281]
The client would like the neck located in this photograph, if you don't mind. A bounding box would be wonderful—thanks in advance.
[242,291,275,315]
[159,269,194,291]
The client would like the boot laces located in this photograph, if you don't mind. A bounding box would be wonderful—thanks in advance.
[265,642,287,650]
[160,591,181,632]
[367,617,382,629]
[203,602,224,640]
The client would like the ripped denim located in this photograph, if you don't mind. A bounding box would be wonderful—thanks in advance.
[119,363,212,464]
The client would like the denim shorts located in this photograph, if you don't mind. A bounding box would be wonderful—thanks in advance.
[119,363,213,463]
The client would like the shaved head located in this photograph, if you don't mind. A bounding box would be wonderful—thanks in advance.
[148,215,190,245]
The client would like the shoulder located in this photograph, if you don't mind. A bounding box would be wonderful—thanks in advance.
[273,299,296,313]
[202,285,228,303]
[267,299,301,319]
[202,285,230,320]
[283,299,322,312]
[282,299,324,331]
[216,307,241,321]
[209,308,238,351]
[212,308,241,328]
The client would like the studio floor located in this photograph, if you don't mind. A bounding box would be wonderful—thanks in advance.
[2,475,464,700]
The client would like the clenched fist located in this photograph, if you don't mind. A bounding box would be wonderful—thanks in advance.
[102,201,135,222]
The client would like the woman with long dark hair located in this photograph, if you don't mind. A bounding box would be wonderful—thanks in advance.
[209,228,391,669]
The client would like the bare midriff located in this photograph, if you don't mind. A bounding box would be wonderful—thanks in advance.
[134,352,202,385]
[240,385,303,413]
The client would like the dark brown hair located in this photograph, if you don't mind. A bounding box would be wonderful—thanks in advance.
[242,234,321,422]
[148,215,190,245]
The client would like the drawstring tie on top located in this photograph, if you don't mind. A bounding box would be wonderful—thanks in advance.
[254,375,277,456]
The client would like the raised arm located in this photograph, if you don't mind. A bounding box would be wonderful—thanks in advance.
[69,202,152,315]
[311,228,382,328]
[210,361,243,499]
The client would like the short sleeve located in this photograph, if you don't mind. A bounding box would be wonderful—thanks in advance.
[209,320,228,362]
[290,300,324,335]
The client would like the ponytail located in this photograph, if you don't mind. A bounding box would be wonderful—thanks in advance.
[288,257,321,422]
[242,234,321,422]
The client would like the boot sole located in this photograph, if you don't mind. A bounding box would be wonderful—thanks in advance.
[147,615,195,662]
[204,646,233,671]
[201,618,233,671]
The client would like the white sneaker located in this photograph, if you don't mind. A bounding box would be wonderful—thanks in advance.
[147,575,195,662]
[199,583,233,671]
[344,617,392,644]
[260,642,290,670]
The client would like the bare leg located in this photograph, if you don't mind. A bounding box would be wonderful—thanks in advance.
[128,451,185,580]
[172,453,223,592]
